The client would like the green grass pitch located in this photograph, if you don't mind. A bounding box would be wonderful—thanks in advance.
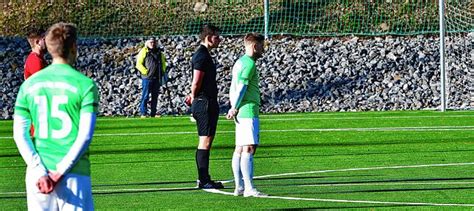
[1,110,474,209]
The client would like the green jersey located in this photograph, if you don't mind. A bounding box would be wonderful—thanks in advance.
[230,55,260,118]
[14,64,99,176]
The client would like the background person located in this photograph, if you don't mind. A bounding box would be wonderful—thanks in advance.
[136,37,168,118]
[24,28,47,80]
[23,27,48,138]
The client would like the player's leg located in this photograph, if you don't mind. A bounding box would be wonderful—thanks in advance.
[232,146,244,196]
[204,98,223,187]
[240,144,256,194]
[196,135,213,185]
[237,117,267,197]
[55,173,94,211]
[149,79,159,117]
[25,168,58,210]
[193,96,211,184]
[193,97,223,188]
[139,78,150,117]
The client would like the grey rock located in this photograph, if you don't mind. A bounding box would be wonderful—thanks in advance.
[0,35,471,119]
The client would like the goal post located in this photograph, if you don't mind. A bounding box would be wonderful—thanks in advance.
[439,0,447,112]
[441,0,473,111]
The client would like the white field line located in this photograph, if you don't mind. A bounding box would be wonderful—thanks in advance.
[205,162,474,207]
[0,125,473,139]
[295,181,474,187]
[95,114,474,121]
[250,162,474,180]
[204,188,474,207]
[219,162,474,184]
[259,115,474,121]
[3,162,474,207]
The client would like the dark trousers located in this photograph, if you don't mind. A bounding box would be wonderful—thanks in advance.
[140,78,160,117]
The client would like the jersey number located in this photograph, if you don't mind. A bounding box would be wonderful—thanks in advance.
[34,96,72,139]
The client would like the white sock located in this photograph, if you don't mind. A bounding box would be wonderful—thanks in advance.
[240,152,254,191]
[232,152,243,189]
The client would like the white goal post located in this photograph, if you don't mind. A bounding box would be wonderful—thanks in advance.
[439,0,474,111]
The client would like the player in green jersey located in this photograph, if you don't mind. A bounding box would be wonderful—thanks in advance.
[13,22,98,210]
[226,33,267,197]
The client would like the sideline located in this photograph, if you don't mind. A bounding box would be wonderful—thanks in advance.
[1,125,473,139]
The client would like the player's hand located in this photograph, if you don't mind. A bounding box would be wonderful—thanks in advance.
[185,95,193,106]
[226,108,238,120]
[48,171,63,184]
[36,176,54,194]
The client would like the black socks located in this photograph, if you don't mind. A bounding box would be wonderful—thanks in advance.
[196,149,210,183]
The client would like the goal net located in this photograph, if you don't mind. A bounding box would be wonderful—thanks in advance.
[443,0,473,110]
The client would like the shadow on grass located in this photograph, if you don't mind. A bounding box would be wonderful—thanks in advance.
[258,176,474,187]
[272,204,420,209]
[94,180,195,187]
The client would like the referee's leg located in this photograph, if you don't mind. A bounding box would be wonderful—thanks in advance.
[193,99,223,188]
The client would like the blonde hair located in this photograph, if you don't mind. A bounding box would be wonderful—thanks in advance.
[45,22,77,59]
[244,33,264,46]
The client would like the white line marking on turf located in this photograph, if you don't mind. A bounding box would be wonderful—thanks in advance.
[259,115,474,121]
[0,125,473,139]
[296,181,474,187]
[3,162,474,207]
[205,189,474,207]
[251,162,474,180]
[206,162,474,207]
[95,114,474,121]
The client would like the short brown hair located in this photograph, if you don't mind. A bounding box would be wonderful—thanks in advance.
[45,22,77,59]
[244,33,264,46]
[199,24,220,41]
[26,28,45,49]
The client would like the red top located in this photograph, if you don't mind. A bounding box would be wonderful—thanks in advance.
[24,52,47,79]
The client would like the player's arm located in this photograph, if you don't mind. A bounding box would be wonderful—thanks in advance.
[51,84,99,182]
[227,84,247,120]
[14,115,54,194]
[227,61,251,119]
[13,87,52,193]
[186,69,205,105]
[51,112,96,181]
[135,47,148,75]
[231,84,247,110]
[185,52,207,106]
[13,115,49,179]
[191,69,205,98]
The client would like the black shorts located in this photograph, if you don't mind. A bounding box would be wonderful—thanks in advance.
[192,97,219,136]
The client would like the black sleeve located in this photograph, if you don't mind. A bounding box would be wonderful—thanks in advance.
[192,53,208,73]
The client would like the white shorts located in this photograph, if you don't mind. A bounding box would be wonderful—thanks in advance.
[26,167,94,211]
[235,117,259,146]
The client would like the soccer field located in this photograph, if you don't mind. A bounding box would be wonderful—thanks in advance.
[1,111,474,209]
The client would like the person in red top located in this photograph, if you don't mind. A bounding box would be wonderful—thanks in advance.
[24,28,48,138]
[24,28,47,79]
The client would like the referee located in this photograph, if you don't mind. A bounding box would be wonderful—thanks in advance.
[185,24,224,189]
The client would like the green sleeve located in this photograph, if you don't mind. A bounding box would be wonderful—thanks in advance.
[135,47,148,75]
[80,82,99,113]
[237,62,254,85]
[14,85,31,118]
